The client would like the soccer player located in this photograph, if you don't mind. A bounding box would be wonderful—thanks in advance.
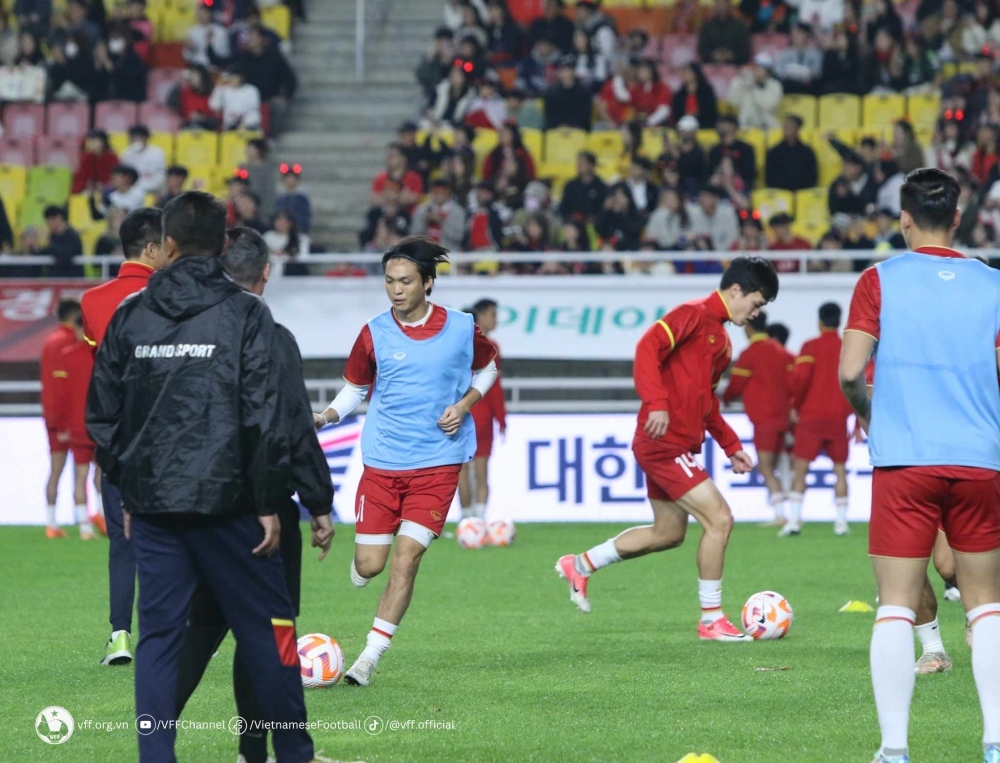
[839,168,1000,763]
[722,310,794,526]
[782,302,854,537]
[81,207,165,666]
[39,299,83,538]
[313,236,498,686]
[458,298,507,520]
[555,258,778,641]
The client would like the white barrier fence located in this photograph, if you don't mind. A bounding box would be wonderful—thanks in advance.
[0,413,874,526]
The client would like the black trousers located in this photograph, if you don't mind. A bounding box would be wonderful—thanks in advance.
[102,474,136,633]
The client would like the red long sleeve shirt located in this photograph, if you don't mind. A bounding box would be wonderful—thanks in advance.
[791,329,853,422]
[51,341,95,443]
[40,325,77,430]
[81,261,154,349]
[722,332,794,424]
[634,290,741,458]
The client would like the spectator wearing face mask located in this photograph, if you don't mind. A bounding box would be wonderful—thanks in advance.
[48,32,99,102]
[120,124,166,194]
[94,25,147,102]
[185,0,231,68]
[53,0,100,53]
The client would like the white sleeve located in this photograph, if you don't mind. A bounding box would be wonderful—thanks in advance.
[329,382,370,422]
[471,359,498,398]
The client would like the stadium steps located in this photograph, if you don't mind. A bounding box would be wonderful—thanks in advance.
[277,0,442,251]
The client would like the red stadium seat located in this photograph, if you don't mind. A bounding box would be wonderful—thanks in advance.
[46,103,90,138]
[0,138,36,166]
[659,66,683,94]
[138,102,181,134]
[148,68,185,106]
[703,64,737,101]
[2,104,45,140]
[94,101,140,134]
[660,34,698,70]
[751,33,791,58]
[36,136,82,172]
[151,42,186,69]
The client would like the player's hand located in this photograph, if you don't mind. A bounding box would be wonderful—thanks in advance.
[644,411,669,439]
[500,426,506,442]
[253,514,281,557]
[855,418,869,438]
[437,404,467,435]
[310,514,335,561]
[122,509,131,540]
[730,450,754,474]
[313,412,327,430]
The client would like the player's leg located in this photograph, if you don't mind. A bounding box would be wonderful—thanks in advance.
[832,463,850,536]
[72,456,95,539]
[349,467,401,588]
[914,572,952,675]
[45,444,67,537]
[458,463,474,520]
[675,480,751,641]
[174,583,229,716]
[780,456,811,536]
[473,456,489,518]
[756,450,785,527]
[90,465,107,536]
[933,529,961,601]
[101,472,137,665]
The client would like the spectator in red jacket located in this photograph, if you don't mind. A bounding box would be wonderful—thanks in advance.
[370,143,425,209]
[72,130,120,194]
[767,212,811,272]
[175,64,220,129]
[971,124,1000,186]
[632,59,672,127]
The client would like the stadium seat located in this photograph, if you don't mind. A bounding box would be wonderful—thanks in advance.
[17,195,49,232]
[544,127,587,166]
[817,93,861,131]
[68,193,94,230]
[751,33,791,58]
[81,226,104,256]
[149,131,176,164]
[535,160,576,198]
[107,131,129,157]
[176,130,220,168]
[794,187,829,227]
[95,101,140,134]
[779,95,817,129]
[520,127,544,162]
[27,165,73,206]
[695,128,719,152]
[661,34,698,69]
[907,92,942,133]
[751,188,794,226]
[0,138,35,167]
[638,127,666,159]
[2,104,45,140]
[36,137,82,172]
[46,103,90,138]
[138,102,181,134]
[262,4,292,39]
[791,218,826,246]
[802,128,850,187]
[586,131,625,163]
[703,65,737,101]
[159,6,196,42]
[742,128,768,175]
[220,130,263,169]
[862,93,906,128]
[659,67,683,95]
[0,164,28,210]
[148,68,185,106]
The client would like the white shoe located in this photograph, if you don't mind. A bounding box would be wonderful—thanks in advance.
[834,520,849,536]
[778,522,801,537]
[943,585,961,602]
[344,656,376,687]
[915,651,953,675]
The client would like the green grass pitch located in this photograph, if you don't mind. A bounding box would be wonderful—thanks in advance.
[0,522,982,763]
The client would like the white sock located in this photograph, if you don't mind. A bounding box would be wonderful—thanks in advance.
[968,605,1000,746]
[871,606,916,755]
[349,560,370,588]
[576,538,621,574]
[460,506,474,520]
[769,492,786,520]
[835,496,849,523]
[787,492,803,526]
[698,579,723,623]
[473,502,487,519]
[75,504,93,534]
[110,629,129,640]
[359,618,397,664]
[46,503,57,528]
[914,617,946,656]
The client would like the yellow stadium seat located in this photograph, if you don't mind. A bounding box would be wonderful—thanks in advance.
[184,164,218,193]
[159,6,196,42]
[637,128,665,159]
[794,187,829,228]
[521,127,544,163]
[863,93,906,128]
[742,129,768,176]
[416,127,455,148]
[68,194,94,229]
[752,189,794,227]
[544,127,587,166]
[108,132,129,157]
[595,160,621,183]
[818,94,861,131]
[80,226,104,257]
[149,132,176,165]
[262,5,292,38]
[176,131,220,168]
[856,126,894,146]
[802,128,852,187]
[780,95,818,129]
[792,218,827,246]
[696,128,720,152]
[0,164,27,209]
[220,130,263,170]
[907,93,942,133]
[586,131,625,163]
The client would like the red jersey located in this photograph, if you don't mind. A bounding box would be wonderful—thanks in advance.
[81,261,154,349]
[51,341,95,442]
[722,332,793,424]
[40,325,77,430]
[343,304,498,386]
[634,290,741,457]
[471,339,507,432]
[371,170,424,200]
[792,329,853,422]
[630,80,672,122]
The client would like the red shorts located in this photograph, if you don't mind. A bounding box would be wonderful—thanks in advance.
[354,464,461,540]
[47,429,69,454]
[71,440,94,465]
[753,418,790,455]
[473,418,493,459]
[633,436,710,502]
[793,418,849,464]
[870,466,1000,558]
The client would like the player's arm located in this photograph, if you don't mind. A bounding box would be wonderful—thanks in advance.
[789,342,816,410]
[721,352,751,404]
[315,327,374,428]
[839,331,875,431]
[239,299,280,521]
[493,374,507,434]
[707,358,752,473]
[634,307,699,438]
[80,299,97,349]
[51,357,70,440]
[439,327,498,435]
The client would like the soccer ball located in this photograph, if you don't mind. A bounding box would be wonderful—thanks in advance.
[456,517,487,549]
[741,591,794,640]
[296,633,344,687]
[486,519,515,547]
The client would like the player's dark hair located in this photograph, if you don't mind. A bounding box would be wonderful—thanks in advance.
[162,191,227,257]
[720,256,779,303]
[57,299,81,322]
[472,298,498,320]
[766,322,790,346]
[819,301,842,328]
[120,207,162,260]
[381,236,450,296]
[747,310,767,332]
[221,227,269,289]
[899,167,960,232]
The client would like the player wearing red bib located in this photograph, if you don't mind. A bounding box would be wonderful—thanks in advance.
[556,258,778,641]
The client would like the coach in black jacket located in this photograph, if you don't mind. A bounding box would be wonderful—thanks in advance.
[86,193,325,763]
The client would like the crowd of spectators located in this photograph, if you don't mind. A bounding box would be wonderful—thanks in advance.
[359,0,1000,274]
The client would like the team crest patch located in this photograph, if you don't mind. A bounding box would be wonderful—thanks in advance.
[393,351,406,360]
[431,511,443,521]
[938,271,955,281]
[708,335,716,344]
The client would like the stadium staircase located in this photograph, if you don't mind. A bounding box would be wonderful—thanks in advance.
[278,0,442,251]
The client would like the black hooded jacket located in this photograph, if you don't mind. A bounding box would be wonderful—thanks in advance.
[86,255,295,518]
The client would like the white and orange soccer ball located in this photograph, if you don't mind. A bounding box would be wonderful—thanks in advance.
[456,517,487,549]
[296,633,345,687]
[741,591,794,640]
[486,519,516,547]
